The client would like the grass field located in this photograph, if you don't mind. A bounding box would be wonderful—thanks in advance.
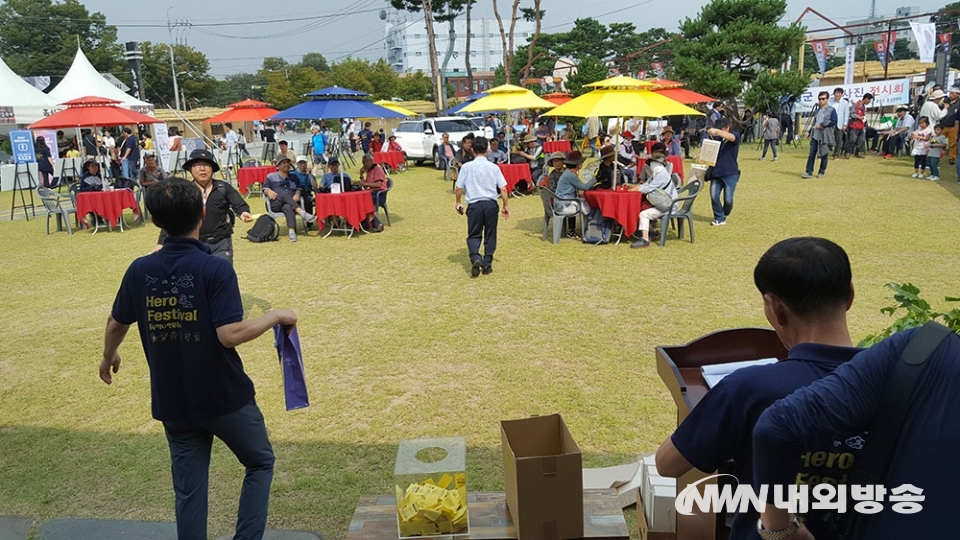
[1,141,958,539]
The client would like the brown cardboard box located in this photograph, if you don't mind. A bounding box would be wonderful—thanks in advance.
[637,496,677,540]
[501,414,583,540]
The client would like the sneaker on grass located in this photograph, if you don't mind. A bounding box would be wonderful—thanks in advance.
[288,230,297,242]
[711,220,726,226]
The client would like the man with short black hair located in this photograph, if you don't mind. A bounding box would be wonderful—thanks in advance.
[879,106,914,158]
[657,237,863,540]
[844,92,873,158]
[263,155,318,242]
[942,85,960,164]
[802,91,837,178]
[101,177,297,540]
[706,117,742,225]
[276,140,296,163]
[828,87,849,159]
[120,127,141,179]
[154,149,252,263]
[358,122,374,154]
[455,136,509,277]
[138,153,166,188]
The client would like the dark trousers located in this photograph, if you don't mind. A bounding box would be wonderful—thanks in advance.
[762,139,778,159]
[832,127,845,157]
[269,193,300,229]
[882,133,905,155]
[207,237,233,265]
[466,199,499,266]
[845,128,865,156]
[162,401,275,540]
[300,193,314,215]
[806,140,829,175]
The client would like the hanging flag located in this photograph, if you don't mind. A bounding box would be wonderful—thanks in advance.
[940,33,952,52]
[875,40,888,71]
[844,45,856,85]
[812,41,828,76]
[651,61,665,78]
[638,70,647,79]
[911,22,937,63]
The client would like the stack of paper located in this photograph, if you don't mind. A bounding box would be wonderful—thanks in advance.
[702,358,778,388]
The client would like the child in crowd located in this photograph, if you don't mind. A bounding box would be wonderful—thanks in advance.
[927,124,947,181]
[910,116,933,179]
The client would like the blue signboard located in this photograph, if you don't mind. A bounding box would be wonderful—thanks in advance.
[10,130,36,164]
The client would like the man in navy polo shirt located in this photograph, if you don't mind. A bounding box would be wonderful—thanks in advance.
[100,178,297,540]
[655,237,864,540]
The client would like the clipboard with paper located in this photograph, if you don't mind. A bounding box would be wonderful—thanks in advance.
[273,324,310,411]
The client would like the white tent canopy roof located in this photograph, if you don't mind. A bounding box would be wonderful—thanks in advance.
[48,48,153,113]
[0,56,62,124]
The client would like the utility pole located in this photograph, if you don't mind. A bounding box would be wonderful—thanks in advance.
[167,9,186,111]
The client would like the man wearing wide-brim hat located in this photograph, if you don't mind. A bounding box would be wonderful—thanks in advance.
[553,150,596,229]
[263,154,319,242]
[153,149,252,264]
[80,157,104,192]
[542,151,566,192]
[515,133,544,194]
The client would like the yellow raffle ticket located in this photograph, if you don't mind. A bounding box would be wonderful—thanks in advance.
[396,477,468,536]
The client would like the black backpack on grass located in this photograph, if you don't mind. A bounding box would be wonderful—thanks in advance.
[246,215,279,242]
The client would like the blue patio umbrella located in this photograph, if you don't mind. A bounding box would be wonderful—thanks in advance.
[445,92,488,115]
[271,86,407,120]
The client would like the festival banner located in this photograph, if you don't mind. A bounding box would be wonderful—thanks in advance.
[812,41,828,76]
[844,45,856,85]
[638,70,647,79]
[940,33,952,52]
[794,78,911,113]
[911,22,937,63]
[874,40,888,71]
[882,32,898,59]
[651,61,665,77]
[153,123,171,171]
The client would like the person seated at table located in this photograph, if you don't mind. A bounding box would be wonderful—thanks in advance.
[370,132,383,154]
[262,155,318,242]
[618,131,639,180]
[80,158,104,192]
[453,134,475,181]
[535,122,550,146]
[594,145,629,189]
[515,133,544,194]
[438,133,456,174]
[386,135,407,171]
[486,143,508,164]
[357,155,387,233]
[291,155,318,219]
[554,150,595,220]
[277,140,296,163]
[497,132,508,153]
[137,153,166,188]
[319,157,353,193]
[661,126,683,156]
[540,151,566,191]
[879,106,915,158]
[627,143,678,249]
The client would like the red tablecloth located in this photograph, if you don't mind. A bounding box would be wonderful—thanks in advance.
[497,163,533,194]
[583,189,653,236]
[237,166,275,195]
[637,155,684,182]
[373,151,405,170]
[543,140,572,153]
[315,190,375,231]
[644,140,655,155]
[77,189,140,228]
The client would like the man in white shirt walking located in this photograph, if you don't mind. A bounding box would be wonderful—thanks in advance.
[454,136,510,277]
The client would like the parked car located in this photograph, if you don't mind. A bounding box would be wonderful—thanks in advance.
[392,117,484,169]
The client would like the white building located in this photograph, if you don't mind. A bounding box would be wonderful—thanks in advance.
[383,8,535,75]
[830,6,923,54]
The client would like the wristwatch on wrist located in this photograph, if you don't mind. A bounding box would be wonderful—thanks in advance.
[757,517,800,540]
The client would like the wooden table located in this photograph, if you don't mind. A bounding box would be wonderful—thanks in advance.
[346,489,628,540]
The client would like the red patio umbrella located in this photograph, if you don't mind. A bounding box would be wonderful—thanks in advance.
[542,92,572,106]
[204,99,280,124]
[653,87,717,105]
[28,96,159,129]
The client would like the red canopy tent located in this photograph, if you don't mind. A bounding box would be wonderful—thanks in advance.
[203,99,280,124]
[542,92,572,106]
[652,87,716,105]
[646,78,685,89]
[28,96,160,129]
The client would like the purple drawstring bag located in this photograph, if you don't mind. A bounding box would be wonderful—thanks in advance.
[273,324,309,411]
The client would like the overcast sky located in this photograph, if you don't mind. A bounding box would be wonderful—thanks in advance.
[79,0,946,78]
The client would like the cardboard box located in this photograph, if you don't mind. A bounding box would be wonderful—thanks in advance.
[637,496,677,540]
[698,139,721,166]
[501,414,583,540]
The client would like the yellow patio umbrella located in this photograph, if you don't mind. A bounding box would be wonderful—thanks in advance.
[585,76,656,89]
[373,100,418,117]
[460,88,557,113]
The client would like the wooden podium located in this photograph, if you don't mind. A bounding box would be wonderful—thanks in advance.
[656,328,788,540]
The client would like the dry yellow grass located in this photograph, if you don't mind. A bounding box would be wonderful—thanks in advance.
[0,142,958,539]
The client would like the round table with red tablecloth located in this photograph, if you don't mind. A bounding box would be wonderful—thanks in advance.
[373,151,406,171]
[582,189,653,237]
[76,189,141,230]
[543,140,572,154]
[637,155,684,182]
[237,165,275,195]
[496,163,533,194]
[315,190,375,231]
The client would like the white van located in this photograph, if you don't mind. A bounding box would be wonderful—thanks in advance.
[392,117,484,168]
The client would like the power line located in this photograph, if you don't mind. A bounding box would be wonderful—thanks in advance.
[3,7,383,29]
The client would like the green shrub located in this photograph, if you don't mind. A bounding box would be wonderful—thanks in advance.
[859,282,960,347]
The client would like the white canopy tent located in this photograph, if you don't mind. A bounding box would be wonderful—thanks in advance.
[48,49,154,114]
[0,56,62,125]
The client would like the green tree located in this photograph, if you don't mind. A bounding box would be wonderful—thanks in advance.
[263,66,325,110]
[742,70,809,114]
[299,52,329,72]
[0,0,122,78]
[210,73,267,108]
[565,55,608,96]
[397,72,435,101]
[673,0,805,100]
[139,41,216,108]
[938,3,960,69]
